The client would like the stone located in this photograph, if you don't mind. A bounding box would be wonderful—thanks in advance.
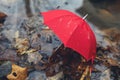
[0,61,12,77]
[26,71,46,80]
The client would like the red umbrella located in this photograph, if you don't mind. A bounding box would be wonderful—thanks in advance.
[41,10,96,61]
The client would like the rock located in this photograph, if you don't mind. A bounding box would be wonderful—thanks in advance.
[111,66,120,80]
[94,64,107,72]
[100,69,111,80]
[27,52,42,64]
[91,72,101,80]
[30,33,42,50]
[0,61,12,77]
[46,61,63,77]
[0,49,20,61]
[0,33,11,51]
[47,72,64,80]
[26,71,46,80]
[15,38,30,54]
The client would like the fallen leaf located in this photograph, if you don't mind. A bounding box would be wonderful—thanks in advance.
[0,12,7,18]
[101,28,120,53]
[20,49,37,55]
[15,38,30,54]
[0,12,7,27]
[107,58,119,66]
[7,64,27,80]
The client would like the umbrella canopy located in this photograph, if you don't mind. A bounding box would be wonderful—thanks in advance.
[41,10,96,61]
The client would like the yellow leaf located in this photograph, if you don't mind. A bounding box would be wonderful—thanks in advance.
[7,64,27,80]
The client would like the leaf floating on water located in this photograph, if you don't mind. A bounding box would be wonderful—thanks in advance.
[7,64,27,80]
[0,12,7,27]
[0,12,7,18]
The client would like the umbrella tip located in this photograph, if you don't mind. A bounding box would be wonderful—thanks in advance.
[83,14,88,20]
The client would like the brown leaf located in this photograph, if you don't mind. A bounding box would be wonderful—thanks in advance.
[15,38,30,54]
[0,12,7,27]
[0,12,7,18]
[101,28,120,53]
[7,64,27,80]
[107,58,119,66]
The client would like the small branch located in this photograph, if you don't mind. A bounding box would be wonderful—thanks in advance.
[80,66,90,80]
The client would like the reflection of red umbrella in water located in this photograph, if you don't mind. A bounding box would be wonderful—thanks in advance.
[41,10,96,61]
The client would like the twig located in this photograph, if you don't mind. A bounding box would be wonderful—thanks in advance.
[95,56,104,61]
[80,66,90,80]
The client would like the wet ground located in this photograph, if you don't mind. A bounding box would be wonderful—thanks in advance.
[0,0,120,80]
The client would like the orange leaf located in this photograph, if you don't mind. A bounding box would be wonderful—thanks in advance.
[7,64,27,80]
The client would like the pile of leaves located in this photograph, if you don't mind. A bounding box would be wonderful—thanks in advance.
[0,12,120,80]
